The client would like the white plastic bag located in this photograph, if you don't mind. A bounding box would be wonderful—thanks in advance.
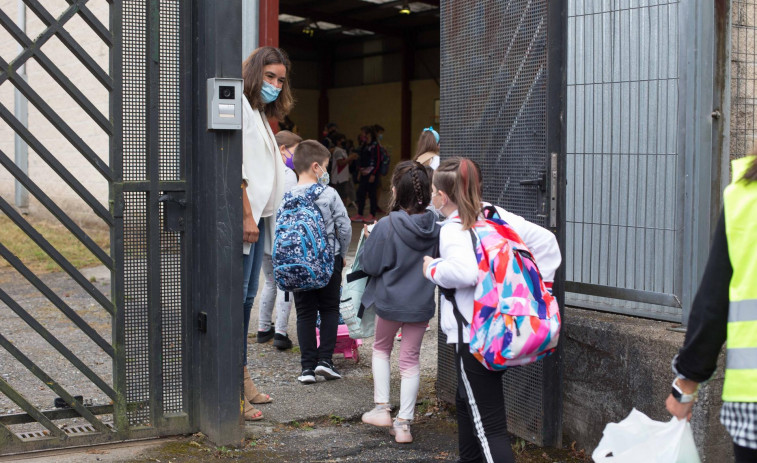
[592,408,701,463]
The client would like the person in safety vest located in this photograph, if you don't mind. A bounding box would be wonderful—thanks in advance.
[667,152,757,462]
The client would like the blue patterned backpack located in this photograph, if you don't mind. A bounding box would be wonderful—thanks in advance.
[272,184,334,292]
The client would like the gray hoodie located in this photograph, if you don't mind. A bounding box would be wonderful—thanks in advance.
[360,210,441,323]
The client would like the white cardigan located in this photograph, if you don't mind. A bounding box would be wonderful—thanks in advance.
[241,98,286,255]
[424,207,561,344]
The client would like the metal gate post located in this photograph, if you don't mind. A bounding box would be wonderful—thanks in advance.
[189,0,245,446]
[542,0,568,449]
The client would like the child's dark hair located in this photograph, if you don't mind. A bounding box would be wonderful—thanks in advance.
[433,157,482,229]
[293,140,330,174]
[390,161,431,215]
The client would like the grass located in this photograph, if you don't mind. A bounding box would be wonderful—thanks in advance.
[0,214,110,274]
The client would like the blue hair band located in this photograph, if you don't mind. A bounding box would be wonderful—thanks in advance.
[423,126,440,144]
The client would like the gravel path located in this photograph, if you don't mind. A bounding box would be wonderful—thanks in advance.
[0,266,113,432]
[0,221,443,436]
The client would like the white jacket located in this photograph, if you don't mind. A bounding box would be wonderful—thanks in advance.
[241,98,286,255]
[424,207,561,344]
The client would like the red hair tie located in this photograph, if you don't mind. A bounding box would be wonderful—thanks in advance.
[461,159,469,192]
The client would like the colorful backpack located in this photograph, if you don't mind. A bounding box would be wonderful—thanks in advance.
[442,206,561,370]
[272,184,334,292]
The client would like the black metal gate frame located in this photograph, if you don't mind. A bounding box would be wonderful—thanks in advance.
[0,0,198,454]
[436,0,566,448]
[0,0,119,453]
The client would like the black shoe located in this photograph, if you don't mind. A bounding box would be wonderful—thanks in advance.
[256,326,275,343]
[273,333,293,350]
[314,360,342,380]
[298,369,316,384]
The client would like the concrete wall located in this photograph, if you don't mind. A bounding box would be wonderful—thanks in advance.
[0,0,109,228]
[563,308,733,461]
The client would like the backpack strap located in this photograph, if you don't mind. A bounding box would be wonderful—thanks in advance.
[439,286,468,358]
[481,205,500,220]
[307,183,327,201]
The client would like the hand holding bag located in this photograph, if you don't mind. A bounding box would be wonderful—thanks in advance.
[592,408,700,463]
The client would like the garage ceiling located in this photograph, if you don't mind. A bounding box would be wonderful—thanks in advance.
[278,0,440,42]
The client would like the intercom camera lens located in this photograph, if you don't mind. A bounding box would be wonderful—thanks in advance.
[219,85,235,100]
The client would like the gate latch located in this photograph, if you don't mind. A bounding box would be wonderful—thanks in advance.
[158,192,186,232]
[519,170,547,192]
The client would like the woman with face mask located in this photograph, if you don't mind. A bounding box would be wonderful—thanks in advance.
[240,46,295,421]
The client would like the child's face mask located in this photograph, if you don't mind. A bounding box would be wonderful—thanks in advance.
[316,163,330,186]
[282,147,295,170]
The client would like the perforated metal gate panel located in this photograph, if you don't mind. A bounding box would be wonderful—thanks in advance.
[438,0,560,447]
[119,0,189,431]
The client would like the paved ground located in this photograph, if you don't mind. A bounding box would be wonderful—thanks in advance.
[0,218,592,462]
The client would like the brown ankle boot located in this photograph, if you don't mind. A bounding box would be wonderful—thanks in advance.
[243,366,272,404]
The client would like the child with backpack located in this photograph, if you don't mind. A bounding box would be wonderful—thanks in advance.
[422,157,561,463]
[257,130,301,350]
[358,161,440,444]
[273,140,352,384]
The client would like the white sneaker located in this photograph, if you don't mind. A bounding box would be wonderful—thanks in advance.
[361,405,392,427]
[297,369,316,384]
[390,419,413,443]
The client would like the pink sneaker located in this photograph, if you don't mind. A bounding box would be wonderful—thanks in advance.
[364,214,376,223]
[350,214,364,222]
[361,405,392,427]
[390,419,413,443]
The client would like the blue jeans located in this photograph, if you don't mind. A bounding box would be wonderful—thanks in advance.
[242,217,266,366]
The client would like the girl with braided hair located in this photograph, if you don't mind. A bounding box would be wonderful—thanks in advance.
[359,161,441,443]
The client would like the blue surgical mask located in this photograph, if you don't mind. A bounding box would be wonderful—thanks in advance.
[316,164,330,186]
[378,134,384,141]
[261,81,281,104]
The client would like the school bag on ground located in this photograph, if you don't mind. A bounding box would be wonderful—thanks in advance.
[339,233,376,339]
[439,206,561,370]
[272,184,334,292]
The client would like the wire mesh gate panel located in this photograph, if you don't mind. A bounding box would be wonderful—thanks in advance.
[438,0,565,447]
[0,0,192,455]
[732,1,757,162]
[563,0,684,321]
[114,0,192,434]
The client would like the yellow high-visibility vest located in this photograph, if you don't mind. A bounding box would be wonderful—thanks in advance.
[723,156,757,402]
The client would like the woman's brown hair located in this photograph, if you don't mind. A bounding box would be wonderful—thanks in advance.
[390,161,431,214]
[433,157,482,229]
[414,130,439,160]
[742,153,757,183]
[242,46,294,121]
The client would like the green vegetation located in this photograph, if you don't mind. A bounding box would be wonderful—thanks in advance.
[0,214,110,273]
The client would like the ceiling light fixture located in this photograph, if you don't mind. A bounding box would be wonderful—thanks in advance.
[302,20,315,37]
[399,1,411,15]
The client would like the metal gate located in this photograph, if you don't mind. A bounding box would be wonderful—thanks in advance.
[563,1,731,323]
[0,0,196,454]
[437,0,566,447]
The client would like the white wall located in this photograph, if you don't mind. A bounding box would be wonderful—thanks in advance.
[0,0,109,227]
